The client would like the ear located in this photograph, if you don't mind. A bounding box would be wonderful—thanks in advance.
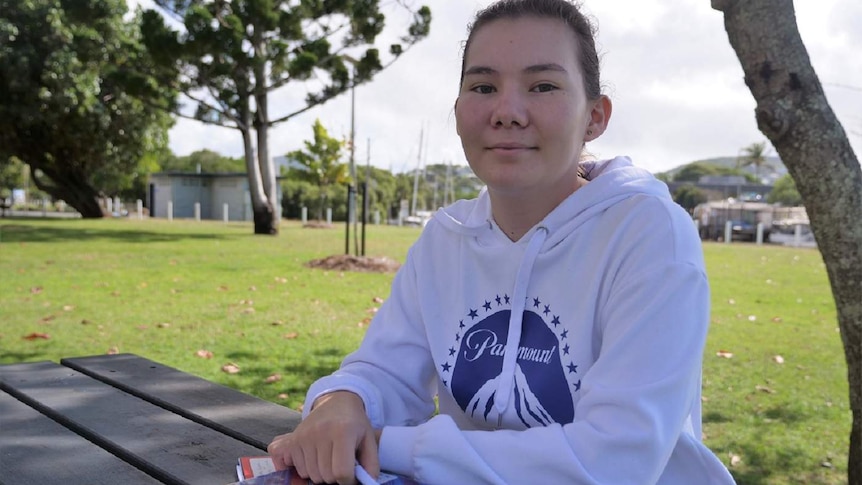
[584,95,612,142]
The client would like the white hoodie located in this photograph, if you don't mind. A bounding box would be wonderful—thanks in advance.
[304,157,736,485]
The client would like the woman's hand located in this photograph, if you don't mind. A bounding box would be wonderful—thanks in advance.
[267,391,380,485]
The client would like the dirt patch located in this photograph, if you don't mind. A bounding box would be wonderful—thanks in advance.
[305,254,401,273]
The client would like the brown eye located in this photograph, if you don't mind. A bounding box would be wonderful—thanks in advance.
[471,85,495,94]
[531,83,558,93]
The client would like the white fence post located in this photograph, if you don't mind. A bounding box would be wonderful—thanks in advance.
[724,221,732,244]
[326,208,332,225]
[223,203,229,223]
[374,210,380,225]
[137,199,143,220]
[756,223,764,245]
[167,201,173,221]
[194,202,201,221]
[301,207,307,224]
[106,198,113,215]
[794,224,802,247]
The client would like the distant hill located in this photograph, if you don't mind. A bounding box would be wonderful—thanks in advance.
[659,156,787,185]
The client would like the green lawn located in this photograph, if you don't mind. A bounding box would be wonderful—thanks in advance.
[0,218,850,484]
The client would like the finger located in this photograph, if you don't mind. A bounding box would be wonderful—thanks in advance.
[291,446,308,479]
[267,436,292,470]
[317,440,338,485]
[331,439,358,485]
[301,444,324,485]
[357,429,380,478]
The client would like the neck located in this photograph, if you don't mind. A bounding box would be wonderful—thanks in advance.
[490,175,587,242]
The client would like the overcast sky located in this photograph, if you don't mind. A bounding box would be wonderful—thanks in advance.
[131,0,862,175]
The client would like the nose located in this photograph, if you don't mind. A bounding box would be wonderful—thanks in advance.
[491,88,528,128]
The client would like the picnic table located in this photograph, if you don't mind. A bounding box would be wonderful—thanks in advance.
[0,353,302,484]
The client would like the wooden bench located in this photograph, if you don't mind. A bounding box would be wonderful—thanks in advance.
[0,353,302,484]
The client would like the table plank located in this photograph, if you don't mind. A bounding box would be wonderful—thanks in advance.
[0,391,161,485]
[61,354,302,450]
[0,361,265,485]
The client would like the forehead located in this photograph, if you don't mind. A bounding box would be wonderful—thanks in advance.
[464,16,581,70]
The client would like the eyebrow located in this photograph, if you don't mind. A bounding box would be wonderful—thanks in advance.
[463,63,568,77]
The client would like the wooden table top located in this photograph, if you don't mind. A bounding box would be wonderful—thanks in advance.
[0,353,302,485]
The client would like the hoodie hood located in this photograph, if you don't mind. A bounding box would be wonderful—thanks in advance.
[432,156,672,246]
[430,156,673,419]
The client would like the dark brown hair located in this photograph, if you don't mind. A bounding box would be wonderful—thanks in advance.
[460,0,602,100]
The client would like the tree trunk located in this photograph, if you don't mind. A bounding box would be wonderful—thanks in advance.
[30,163,105,218]
[712,1,862,482]
[238,97,276,235]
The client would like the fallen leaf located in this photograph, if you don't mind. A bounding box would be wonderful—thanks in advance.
[727,298,735,305]
[771,317,783,323]
[747,315,757,322]
[217,285,229,291]
[157,322,171,328]
[277,393,289,400]
[248,285,257,291]
[372,297,384,304]
[40,314,56,323]
[358,318,372,327]
[821,461,833,469]
[31,286,43,294]
[107,346,119,355]
[239,299,254,305]
[23,332,50,340]
[283,332,299,339]
[111,291,121,296]
[81,319,91,325]
[221,363,240,374]
[139,282,148,288]
[773,355,785,364]
[366,307,379,314]
[170,289,179,294]
[241,307,256,314]
[271,320,284,326]
[136,325,149,330]
[169,259,178,265]
[62,305,74,312]
[274,277,287,283]
[755,385,775,394]
[195,349,214,359]
[730,454,742,467]
[716,350,734,359]
[265,374,282,384]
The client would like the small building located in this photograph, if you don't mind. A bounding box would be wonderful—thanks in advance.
[148,172,282,221]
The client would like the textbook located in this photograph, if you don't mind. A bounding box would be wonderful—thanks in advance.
[233,456,423,485]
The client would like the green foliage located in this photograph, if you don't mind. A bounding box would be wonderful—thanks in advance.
[0,0,176,216]
[0,219,850,484]
[672,162,759,184]
[286,119,348,220]
[141,0,431,127]
[767,174,803,207]
[159,149,246,174]
[673,184,708,213]
[0,157,27,199]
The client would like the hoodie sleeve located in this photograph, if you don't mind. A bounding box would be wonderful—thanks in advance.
[303,249,438,428]
[377,203,723,484]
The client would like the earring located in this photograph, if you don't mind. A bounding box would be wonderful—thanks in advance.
[587,130,593,136]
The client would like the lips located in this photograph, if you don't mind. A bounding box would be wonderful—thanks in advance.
[487,143,537,150]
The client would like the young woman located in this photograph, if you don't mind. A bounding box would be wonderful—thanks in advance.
[269,1,736,483]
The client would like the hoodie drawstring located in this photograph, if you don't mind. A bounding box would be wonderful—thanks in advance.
[494,226,549,420]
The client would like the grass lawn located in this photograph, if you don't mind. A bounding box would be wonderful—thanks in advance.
[0,217,850,484]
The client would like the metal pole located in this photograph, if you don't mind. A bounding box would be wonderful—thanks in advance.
[361,182,368,256]
[345,184,351,255]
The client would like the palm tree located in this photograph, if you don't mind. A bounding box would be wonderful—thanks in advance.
[736,141,772,182]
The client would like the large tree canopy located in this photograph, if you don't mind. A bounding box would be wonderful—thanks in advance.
[713,0,862,482]
[0,0,176,217]
[141,0,431,234]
